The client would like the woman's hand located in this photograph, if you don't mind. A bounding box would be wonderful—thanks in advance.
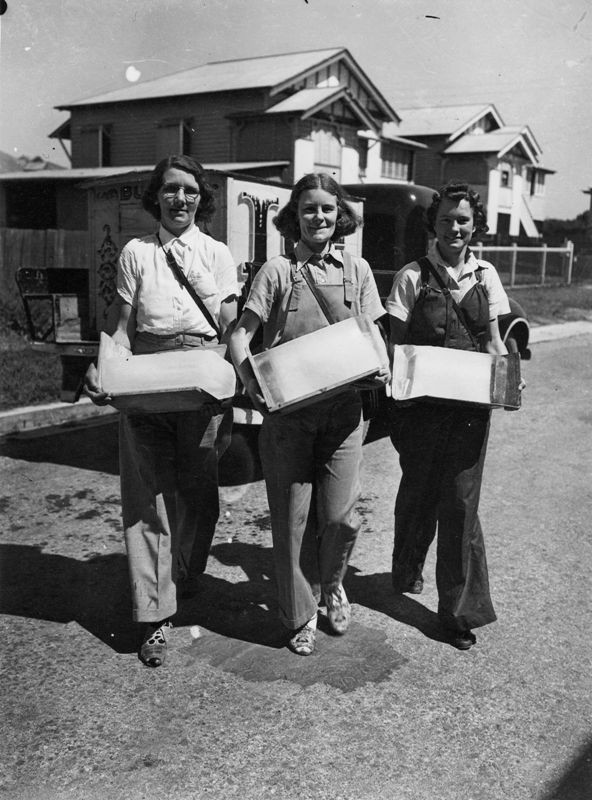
[245,376,267,414]
[83,363,112,406]
[352,365,391,391]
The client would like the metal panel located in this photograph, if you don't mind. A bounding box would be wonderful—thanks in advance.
[249,315,388,413]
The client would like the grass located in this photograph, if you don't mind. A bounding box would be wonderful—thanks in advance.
[0,297,64,412]
[508,282,592,325]
[1,282,592,413]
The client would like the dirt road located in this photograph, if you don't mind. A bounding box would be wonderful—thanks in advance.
[1,333,591,800]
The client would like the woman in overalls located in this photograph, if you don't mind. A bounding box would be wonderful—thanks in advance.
[230,173,387,656]
[386,181,515,650]
[85,155,238,667]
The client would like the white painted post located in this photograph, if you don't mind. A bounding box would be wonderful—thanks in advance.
[566,240,574,284]
[510,243,517,286]
[540,244,547,286]
[475,241,484,260]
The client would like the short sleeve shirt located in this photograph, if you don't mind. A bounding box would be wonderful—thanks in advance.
[244,241,386,349]
[385,240,511,326]
[117,223,239,336]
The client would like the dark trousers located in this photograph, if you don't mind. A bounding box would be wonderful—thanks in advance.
[390,403,497,631]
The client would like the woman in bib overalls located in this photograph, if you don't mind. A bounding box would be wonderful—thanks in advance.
[230,173,387,655]
[386,182,514,650]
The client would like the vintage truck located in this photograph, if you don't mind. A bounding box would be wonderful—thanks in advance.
[16,172,530,480]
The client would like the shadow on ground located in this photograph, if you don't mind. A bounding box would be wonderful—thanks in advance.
[0,418,262,486]
[0,419,120,474]
[540,737,592,800]
[174,545,413,691]
[345,567,449,646]
[0,539,412,691]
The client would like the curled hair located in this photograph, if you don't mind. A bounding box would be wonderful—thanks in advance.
[274,172,361,243]
[426,181,489,236]
[141,154,216,222]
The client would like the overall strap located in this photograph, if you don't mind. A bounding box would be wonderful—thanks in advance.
[417,256,432,286]
[419,256,481,350]
[341,250,355,303]
[156,232,221,339]
[287,250,352,322]
[287,252,304,313]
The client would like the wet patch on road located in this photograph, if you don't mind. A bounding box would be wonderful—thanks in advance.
[176,620,407,692]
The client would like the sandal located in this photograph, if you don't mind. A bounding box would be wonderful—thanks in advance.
[324,584,351,635]
[288,621,316,656]
[140,620,173,667]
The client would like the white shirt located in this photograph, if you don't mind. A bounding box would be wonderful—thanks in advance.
[386,240,511,324]
[117,223,239,336]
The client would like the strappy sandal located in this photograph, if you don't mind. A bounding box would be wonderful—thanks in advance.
[288,622,316,656]
[324,585,351,635]
[140,620,173,667]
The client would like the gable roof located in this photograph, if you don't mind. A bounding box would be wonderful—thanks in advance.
[56,48,397,122]
[264,87,380,131]
[395,103,504,140]
[443,126,542,164]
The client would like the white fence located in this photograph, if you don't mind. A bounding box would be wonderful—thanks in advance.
[473,241,575,286]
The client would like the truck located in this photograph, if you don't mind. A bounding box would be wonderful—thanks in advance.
[15,173,530,481]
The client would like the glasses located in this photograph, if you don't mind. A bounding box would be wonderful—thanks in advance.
[161,183,200,202]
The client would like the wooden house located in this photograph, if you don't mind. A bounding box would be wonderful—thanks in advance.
[48,47,425,186]
[395,104,554,239]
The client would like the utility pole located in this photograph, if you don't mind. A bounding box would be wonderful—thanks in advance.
[583,188,592,248]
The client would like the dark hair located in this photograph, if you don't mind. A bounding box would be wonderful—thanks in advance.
[426,181,489,236]
[141,155,216,222]
[274,172,361,242]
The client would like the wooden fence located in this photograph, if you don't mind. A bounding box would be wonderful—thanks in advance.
[473,241,575,286]
[0,228,88,296]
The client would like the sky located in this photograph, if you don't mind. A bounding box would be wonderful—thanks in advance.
[1,0,591,220]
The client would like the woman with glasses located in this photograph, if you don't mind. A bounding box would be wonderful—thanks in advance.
[85,155,239,667]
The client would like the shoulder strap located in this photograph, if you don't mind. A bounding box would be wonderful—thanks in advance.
[420,256,480,350]
[156,232,221,339]
[417,256,432,286]
[301,264,336,324]
[341,250,355,303]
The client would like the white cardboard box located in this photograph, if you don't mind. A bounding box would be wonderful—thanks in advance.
[391,344,521,409]
[97,332,236,413]
[249,314,388,414]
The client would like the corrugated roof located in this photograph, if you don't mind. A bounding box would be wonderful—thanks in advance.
[0,162,289,182]
[0,166,153,181]
[265,87,341,114]
[443,128,524,155]
[264,86,380,131]
[395,104,498,137]
[57,49,343,108]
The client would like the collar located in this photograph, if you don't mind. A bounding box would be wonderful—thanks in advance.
[429,240,486,281]
[158,223,199,248]
[293,241,344,271]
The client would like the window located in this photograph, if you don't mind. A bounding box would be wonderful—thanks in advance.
[358,138,368,174]
[527,168,545,196]
[156,118,195,158]
[312,124,342,180]
[380,142,413,181]
[500,169,511,188]
[78,125,112,167]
